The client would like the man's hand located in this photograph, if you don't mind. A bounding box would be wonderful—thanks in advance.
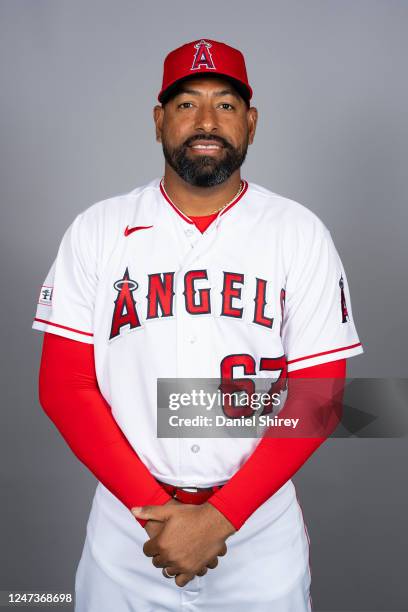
[143,498,210,582]
[131,502,236,587]
[136,498,222,584]
[143,497,181,540]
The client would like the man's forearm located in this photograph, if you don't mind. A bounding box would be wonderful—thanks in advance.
[207,359,346,531]
[38,332,172,527]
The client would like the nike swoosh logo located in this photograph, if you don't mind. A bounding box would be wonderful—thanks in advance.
[124,225,154,237]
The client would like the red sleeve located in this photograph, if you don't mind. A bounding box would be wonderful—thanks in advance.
[38,332,172,527]
[206,359,346,531]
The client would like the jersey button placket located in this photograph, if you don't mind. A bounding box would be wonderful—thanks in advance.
[175,229,208,484]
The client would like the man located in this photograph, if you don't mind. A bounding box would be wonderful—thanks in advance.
[33,38,364,611]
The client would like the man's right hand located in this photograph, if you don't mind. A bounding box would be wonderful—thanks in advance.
[144,497,181,539]
[143,497,214,580]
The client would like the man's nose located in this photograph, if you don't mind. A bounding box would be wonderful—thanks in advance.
[194,103,219,133]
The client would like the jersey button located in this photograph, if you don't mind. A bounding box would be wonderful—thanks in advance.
[191,444,200,453]
[185,228,194,237]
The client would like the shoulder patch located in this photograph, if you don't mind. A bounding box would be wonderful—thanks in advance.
[38,285,53,306]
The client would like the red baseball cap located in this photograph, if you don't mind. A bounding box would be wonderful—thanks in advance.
[158,38,253,106]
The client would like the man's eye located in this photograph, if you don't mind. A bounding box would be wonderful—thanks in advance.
[177,102,234,110]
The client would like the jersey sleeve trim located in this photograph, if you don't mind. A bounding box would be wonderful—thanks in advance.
[33,317,93,336]
[287,342,363,372]
[32,318,94,344]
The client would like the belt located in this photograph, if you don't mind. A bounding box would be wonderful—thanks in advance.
[156,478,225,505]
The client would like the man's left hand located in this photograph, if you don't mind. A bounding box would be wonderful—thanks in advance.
[131,502,236,587]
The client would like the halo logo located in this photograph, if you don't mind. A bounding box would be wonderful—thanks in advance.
[191,40,216,71]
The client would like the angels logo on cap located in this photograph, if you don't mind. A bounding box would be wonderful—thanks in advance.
[191,39,216,71]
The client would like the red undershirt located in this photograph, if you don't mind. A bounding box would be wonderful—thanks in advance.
[188,212,219,233]
[37,212,346,531]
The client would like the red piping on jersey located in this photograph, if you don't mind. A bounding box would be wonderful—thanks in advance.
[159,178,248,225]
[219,179,248,217]
[159,180,194,224]
[287,342,362,365]
[34,318,94,337]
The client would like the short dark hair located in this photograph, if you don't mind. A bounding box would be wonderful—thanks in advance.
[161,73,250,109]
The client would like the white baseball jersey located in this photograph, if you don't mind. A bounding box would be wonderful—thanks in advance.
[32,176,364,488]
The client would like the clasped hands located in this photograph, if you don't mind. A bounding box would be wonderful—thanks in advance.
[131,498,236,588]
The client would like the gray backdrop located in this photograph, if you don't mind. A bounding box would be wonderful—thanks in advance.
[1,1,407,610]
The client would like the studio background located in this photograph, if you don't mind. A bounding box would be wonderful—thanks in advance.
[1,1,407,611]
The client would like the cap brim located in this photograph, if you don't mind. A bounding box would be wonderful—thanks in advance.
[159,73,251,106]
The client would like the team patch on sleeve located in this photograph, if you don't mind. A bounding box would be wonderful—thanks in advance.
[38,284,53,306]
[339,275,349,323]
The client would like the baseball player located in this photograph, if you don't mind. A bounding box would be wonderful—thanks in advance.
[32,38,364,611]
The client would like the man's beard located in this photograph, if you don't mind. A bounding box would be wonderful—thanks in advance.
[161,134,249,187]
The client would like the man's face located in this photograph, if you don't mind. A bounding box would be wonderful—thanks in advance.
[153,76,258,187]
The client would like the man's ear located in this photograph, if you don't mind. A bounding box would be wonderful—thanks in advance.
[153,105,164,143]
[247,106,258,145]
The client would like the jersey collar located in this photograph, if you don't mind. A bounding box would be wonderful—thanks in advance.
[159,177,249,226]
